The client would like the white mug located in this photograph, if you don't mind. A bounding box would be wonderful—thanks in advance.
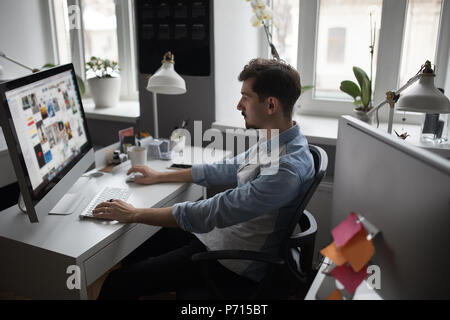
[128,146,147,166]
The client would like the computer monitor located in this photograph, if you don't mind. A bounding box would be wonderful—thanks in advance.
[332,115,450,299]
[0,64,94,223]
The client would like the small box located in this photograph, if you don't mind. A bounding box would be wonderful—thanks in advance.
[148,139,171,160]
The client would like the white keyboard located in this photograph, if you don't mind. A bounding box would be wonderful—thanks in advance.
[79,187,131,219]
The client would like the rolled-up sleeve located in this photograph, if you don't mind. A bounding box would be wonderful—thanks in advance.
[172,162,301,233]
[190,150,248,187]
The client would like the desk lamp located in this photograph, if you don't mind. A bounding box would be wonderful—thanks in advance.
[367,60,450,134]
[146,52,186,139]
[0,51,40,73]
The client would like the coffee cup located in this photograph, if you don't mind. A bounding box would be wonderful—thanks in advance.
[128,146,147,166]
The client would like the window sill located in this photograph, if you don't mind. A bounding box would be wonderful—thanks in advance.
[82,98,140,124]
[212,115,338,145]
[212,114,450,158]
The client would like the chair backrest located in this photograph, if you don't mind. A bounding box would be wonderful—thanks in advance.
[281,145,328,247]
[280,144,328,284]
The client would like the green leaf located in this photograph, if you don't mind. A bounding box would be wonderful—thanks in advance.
[353,98,362,106]
[76,75,85,96]
[301,85,314,94]
[353,67,370,108]
[42,63,56,69]
[340,80,361,99]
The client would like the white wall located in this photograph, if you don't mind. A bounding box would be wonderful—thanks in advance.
[0,0,55,80]
[0,0,55,187]
[214,0,265,124]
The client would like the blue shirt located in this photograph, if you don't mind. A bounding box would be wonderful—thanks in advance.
[172,123,314,281]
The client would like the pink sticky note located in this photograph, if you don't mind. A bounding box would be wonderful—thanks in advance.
[332,212,362,247]
[330,264,368,294]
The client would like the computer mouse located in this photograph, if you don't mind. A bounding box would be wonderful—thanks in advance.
[125,173,144,183]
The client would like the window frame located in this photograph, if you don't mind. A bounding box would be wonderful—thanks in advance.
[49,0,139,101]
[296,0,450,124]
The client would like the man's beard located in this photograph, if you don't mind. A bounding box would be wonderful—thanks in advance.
[243,114,259,130]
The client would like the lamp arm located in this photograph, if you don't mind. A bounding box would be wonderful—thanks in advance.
[394,73,422,96]
[0,52,35,72]
[367,73,422,117]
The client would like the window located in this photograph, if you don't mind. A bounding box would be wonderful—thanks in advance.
[327,27,346,64]
[82,0,119,64]
[315,0,382,99]
[399,0,442,87]
[272,0,299,67]
[285,0,450,122]
[50,0,138,100]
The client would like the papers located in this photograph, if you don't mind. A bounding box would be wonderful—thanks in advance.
[340,229,375,272]
[326,289,343,300]
[320,211,379,298]
[330,264,368,294]
[320,242,346,266]
[331,212,362,247]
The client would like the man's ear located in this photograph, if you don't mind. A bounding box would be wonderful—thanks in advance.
[266,97,281,116]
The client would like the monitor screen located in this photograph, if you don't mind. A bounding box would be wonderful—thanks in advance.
[4,69,88,193]
[0,64,92,214]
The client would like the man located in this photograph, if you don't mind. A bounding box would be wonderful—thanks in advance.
[93,58,315,299]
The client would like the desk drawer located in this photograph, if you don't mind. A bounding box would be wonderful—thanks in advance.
[83,223,159,285]
[83,184,204,286]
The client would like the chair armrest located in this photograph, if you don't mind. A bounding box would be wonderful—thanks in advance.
[288,210,317,248]
[191,250,284,265]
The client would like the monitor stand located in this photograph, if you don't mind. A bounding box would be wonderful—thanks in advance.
[18,192,86,216]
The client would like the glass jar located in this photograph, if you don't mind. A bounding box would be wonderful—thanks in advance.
[420,113,449,145]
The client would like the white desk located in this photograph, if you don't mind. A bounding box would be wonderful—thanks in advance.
[305,258,382,300]
[0,146,231,299]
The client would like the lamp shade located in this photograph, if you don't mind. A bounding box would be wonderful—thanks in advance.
[396,74,450,114]
[146,56,186,95]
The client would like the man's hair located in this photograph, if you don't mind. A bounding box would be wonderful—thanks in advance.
[238,58,301,118]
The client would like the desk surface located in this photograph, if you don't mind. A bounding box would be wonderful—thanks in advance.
[0,146,230,260]
[0,146,231,299]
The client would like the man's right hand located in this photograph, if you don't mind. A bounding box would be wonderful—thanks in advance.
[127,165,161,185]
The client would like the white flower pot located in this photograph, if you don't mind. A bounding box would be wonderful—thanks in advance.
[353,107,374,124]
[88,77,121,108]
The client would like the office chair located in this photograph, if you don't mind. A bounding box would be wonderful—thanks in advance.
[178,145,328,300]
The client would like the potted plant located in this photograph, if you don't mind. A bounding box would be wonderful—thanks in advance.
[86,56,120,108]
[340,12,377,123]
[339,66,373,123]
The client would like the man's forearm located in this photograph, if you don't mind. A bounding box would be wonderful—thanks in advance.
[133,206,179,228]
[157,168,193,183]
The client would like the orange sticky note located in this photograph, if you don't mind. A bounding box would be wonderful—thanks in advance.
[320,242,347,266]
[326,289,343,300]
[340,229,375,272]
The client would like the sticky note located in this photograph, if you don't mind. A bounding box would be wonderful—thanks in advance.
[332,212,362,247]
[320,242,347,266]
[340,229,375,272]
[326,289,343,300]
[330,264,368,294]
